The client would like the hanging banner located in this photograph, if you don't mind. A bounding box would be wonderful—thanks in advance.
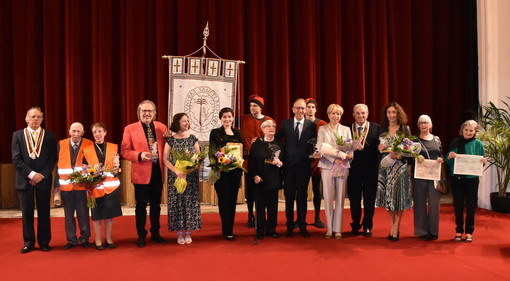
[168,56,240,141]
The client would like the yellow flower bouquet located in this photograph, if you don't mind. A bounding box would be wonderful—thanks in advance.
[170,149,205,194]
[208,143,245,184]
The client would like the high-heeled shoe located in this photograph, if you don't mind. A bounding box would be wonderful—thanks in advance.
[105,241,117,248]
[95,243,105,250]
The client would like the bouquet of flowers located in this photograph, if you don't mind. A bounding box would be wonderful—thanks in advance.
[379,132,422,167]
[170,148,206,194]
[320,131,361,178]
[69,163,116,208]
[208,144,245,184]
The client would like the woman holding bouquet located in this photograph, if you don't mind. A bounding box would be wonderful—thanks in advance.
[376,102,412,242]
[412,115,444,241]
[249,119,283,239]
[84,122,122,250]
[445,120,486,243]
[315,104,352,239]
[209,107,244,240]
[163,113,202,244]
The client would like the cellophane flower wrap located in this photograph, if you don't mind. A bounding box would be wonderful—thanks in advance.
[208,145,245,184]
[379,132,422,168]
[69,163,118,208]
[170,148,205,194]
[321,132,361,178]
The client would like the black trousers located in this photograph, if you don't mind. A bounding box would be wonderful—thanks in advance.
[283,165,310,230]
[214,169,242,236]
[17,187,51,247]
[244,171,256,218]
[134,164,163,238]
[311,174,322,218]
[451,176,479,234]
[347,169,378,231]
[255,188,279,235]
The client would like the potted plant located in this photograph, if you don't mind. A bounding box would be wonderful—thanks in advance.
[478,98,510,213]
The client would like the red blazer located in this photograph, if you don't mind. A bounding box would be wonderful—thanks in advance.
[120,121,167,184]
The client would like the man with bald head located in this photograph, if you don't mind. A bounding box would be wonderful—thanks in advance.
[276,98,317,238]
[55,122,93,249]
[347,104,382,237]
[12,107,57,254]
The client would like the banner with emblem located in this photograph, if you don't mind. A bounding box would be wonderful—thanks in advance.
[166,56,240,141]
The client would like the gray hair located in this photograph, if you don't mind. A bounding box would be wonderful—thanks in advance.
[260,119,276,129]
[459,120,478,135]
[417,114,433,133]
[137,100,157,121]
[353,103,368,113]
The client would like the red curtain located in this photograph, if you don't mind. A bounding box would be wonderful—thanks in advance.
[0,0,478,163]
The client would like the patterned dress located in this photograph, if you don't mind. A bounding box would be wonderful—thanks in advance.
[166,135,202,231]
[376,158,412,211]
[375,125,412,211]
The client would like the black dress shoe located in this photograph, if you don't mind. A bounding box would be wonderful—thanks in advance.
[95,244,105,250]
[20,246,33,254]
[137,237,146,248]
[363,228,372,237]
[419,234,431,241]
[314,219,325,229]
[63,243,75,250]
[41,245,51,252]
[285,229,293,237]
[150,235,167,243]
[351,229,361,237]
[428,234,438,240]
[225,235,236,241]
[105,241,117,248]
[300,229,311,238]
[390,235,400,242]
[81,242,90,248]
[247,216,255,228]
[267,232,281,238]
[256,233,264,240]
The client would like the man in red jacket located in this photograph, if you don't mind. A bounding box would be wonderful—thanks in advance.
[121,100,168,247]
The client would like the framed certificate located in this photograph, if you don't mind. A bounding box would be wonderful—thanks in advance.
[453,154,484,176]
[414,159,441,181]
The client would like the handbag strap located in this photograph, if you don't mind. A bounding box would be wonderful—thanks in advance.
[417,138,431,160]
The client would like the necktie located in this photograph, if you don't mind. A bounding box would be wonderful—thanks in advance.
[73,143,79,151]
[32,131,38,143]
[358,126,363,136]
[295,122,300,140]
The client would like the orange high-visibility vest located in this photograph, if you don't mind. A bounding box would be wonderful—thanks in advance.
[57,138,94,191]
[83,142,121,198]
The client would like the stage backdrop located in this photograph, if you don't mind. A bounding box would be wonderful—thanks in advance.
[0,0,478,164]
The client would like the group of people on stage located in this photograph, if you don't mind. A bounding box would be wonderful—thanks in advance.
[12,98,487,254]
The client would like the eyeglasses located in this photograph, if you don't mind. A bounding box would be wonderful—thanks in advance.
[293,107,305,110]
[141,110,154,113]
[418,121,430,124]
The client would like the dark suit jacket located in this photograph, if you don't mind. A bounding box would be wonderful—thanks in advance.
[12,128,57,190]
[349,122,382,175]
[276,118,317,169]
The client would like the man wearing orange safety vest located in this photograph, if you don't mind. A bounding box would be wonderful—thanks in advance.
[54,122,93,249]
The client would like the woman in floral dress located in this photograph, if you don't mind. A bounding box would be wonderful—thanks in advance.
[163,113,202,245]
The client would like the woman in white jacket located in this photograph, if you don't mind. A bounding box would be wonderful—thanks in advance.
[316,104,352,239]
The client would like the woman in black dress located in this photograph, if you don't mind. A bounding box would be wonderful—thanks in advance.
[249,119,283,239]
[209,107,244,240]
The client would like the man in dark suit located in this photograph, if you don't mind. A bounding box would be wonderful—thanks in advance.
[12,107,57,254]
[276,98,317,238]
[347,104,381,237]
[121,100,168,247]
